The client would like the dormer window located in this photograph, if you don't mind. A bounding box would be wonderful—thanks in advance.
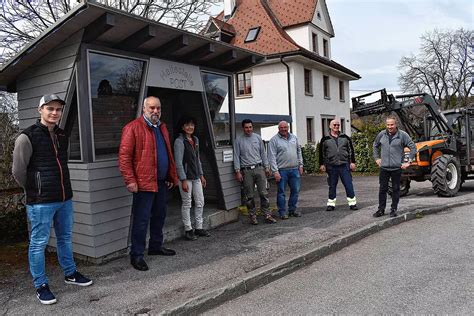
[203,18,235,43]
[245,27,261,43]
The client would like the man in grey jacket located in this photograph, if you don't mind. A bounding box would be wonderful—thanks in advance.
[373,116,416,217]
[234,119,276,225]
[319,118,358,211]
[268,121,304,219]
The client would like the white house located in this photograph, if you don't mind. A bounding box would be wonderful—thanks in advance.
[203,0,360,144]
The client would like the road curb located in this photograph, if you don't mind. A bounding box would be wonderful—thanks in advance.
[160,200,473,315]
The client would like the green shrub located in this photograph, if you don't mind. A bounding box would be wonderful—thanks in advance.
[302,142,320,174]
[352,122,385,173]
[0,195,27,244]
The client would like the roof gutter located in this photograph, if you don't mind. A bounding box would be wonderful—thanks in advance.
[268,50,361,80]
[280,56,293,133]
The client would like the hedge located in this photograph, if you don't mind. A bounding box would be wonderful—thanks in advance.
[302,124,385,174]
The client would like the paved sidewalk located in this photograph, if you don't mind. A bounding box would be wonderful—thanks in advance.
[1,175,473,315]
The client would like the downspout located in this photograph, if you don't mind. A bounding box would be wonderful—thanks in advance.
[280,56,293,133]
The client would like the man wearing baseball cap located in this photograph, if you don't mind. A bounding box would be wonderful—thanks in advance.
[12,94,93,305]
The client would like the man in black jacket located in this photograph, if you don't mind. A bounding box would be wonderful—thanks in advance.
[318,118,358,211]
[12,94,92,305]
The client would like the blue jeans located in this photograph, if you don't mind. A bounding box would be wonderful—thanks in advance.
[130,181,168,259]
[277,168,301,216]
[26,199,76,288]
[326,164,355,200]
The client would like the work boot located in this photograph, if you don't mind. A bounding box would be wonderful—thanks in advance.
[265,215,277,224]
[250,214,258,225]
[326,206,335,212]
[349,205,359,211]
[390,209,398,217]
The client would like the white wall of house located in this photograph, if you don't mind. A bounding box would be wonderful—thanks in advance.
[285,25,331,58]
[234,62,289,115]
[285,25,311,51]
[291,62,351,145]
[235,59,352,144]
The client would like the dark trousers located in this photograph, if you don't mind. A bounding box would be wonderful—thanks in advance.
[378,168,402,212]
[130,181,168,259]
[326,163,355,200]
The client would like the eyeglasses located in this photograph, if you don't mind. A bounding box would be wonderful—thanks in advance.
[332,124,340,126]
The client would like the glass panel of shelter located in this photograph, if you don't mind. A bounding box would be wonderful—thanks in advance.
[88,52,146,160]
[201,72,231,147]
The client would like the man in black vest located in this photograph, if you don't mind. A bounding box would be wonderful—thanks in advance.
[12,94,92,305]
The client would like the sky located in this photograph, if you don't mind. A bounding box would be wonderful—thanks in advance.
[211,0,473,97]
[328,0,473,97]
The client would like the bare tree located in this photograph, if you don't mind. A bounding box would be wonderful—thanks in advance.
[0,0,215,64]
[0,0,217,190]
[398,28,474,109]
[0,92,18,190]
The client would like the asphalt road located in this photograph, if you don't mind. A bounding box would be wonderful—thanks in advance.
[207,205,474,315]
[2,176,473,314]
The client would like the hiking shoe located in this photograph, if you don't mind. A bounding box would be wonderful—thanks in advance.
[185,230,197,240]
[349,205,359,211]
[36,284,57,305]
[390,209,398,217]
[65,271,93,286]
[250,215,258,225]
[195,229,210,237]
[265,215,277,224]
[280,214,289,220]
[326,206,335,212]
[289,211,302,217]
[373,210,385,217]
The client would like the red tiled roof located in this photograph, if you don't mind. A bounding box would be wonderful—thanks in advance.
[266,0,317,27]
[221,0,299,55]
[210,0,359,78]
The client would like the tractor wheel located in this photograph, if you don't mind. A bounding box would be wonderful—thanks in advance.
[388,179,410,197]
[431,154,461,197]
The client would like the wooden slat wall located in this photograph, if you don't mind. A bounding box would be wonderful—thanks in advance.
[49,160,131,258]
[215,147,241,210]
[17,30,83,130]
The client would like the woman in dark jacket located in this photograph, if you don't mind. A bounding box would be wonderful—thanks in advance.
[174,116,210,240]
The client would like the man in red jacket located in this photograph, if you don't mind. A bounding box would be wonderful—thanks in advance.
[119,96,179,271]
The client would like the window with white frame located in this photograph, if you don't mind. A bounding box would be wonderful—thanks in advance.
[304,68,312,95]
[340,117,346,134]
[323,39,329,57]
[306,117,314,143]
[321,116,335,137]
[323,75,330,99]
[339,80,345,101]
[312,33,318,54]
[236,71,252,96]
